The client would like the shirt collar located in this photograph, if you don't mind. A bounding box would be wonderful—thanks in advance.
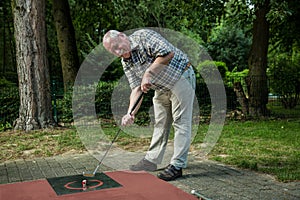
[122,38,139,62]
[129,37,139,51]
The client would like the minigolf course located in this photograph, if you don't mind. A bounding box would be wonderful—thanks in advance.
[0,171,197,200]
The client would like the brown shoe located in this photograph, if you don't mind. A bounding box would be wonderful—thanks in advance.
[129,158,157,172]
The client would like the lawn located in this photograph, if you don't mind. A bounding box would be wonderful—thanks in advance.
[203,119,300,182]
[0,128,85,161]
[1,119,299,182]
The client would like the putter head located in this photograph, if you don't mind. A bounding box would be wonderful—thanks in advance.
[83,171,95,177]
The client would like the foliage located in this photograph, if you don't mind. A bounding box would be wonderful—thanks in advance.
[207,22,251,71]
[81,33,124,82]
[69,1,117,62]
[111,0,226,42]
[195,60,238,111]
[96,81,154,125]
[268,0,300,52]
[0,0,17,83]
[268,51,300,109]
[0,78,19,130]
[197,60,227,76]
[224,0,254,36]
[56,89,73,123]
[95,81,117,118]
[214,61,228,79]
[1,0,300,125]
[0,77,16,87]
[0,122,13,132]
[226,67,249,91]
[55,81,119,123]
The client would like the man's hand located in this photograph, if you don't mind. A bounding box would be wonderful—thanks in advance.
[121,113,135,126]
[141,71,152,93]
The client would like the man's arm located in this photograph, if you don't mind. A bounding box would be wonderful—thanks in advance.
[141,52,174,92]
[128,86,143,115]
[146,52,174,75]
[121,86,143,126]
[122,52,174,126]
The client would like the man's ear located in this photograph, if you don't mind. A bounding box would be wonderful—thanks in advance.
[119,32,127,39]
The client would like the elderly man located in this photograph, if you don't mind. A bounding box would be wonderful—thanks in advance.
[103,29,195,181]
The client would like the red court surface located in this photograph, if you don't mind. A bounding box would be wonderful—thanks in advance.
[0,171,197,200]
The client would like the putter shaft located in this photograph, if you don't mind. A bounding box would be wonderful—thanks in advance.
[91,128,122,175]
[85,92,144,176]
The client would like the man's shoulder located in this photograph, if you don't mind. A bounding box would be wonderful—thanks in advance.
[131,29,157,37]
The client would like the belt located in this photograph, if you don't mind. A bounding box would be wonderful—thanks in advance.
[183,62,192,71]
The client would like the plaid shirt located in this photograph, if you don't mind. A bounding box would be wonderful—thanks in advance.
[121,29,189,91]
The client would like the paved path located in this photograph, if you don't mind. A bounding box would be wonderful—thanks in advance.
[0,153,299,200]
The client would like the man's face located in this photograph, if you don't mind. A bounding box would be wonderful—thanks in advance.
[104,33,131,59]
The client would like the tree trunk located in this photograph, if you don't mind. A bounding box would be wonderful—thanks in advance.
[247,0,270,117]
[234,82,249,115]
[52,0,79,90]
[12,0,54,131]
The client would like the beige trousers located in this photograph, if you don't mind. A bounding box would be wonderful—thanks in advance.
[145,67,196,169]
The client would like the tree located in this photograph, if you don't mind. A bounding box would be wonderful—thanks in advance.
[12,0,54,130]
[268,0,300,53]
[69,1,117,60]
[112,0,227,42]
[247,0,270,117]
[51,0,79,90]
[220,0,300,117]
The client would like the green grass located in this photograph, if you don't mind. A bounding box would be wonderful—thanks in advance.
[0,128,85,161]
[267,104,300,118]
[100,124,152,151]
[195,119,300,182]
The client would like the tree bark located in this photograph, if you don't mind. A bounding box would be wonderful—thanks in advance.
[247,0,270,117]
[12,0,54,130]
[234,82,249,115]
[52,0,79,90]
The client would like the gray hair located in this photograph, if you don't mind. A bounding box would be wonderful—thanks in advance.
[103,30,121,45]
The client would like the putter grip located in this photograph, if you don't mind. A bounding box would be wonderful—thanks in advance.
[129,92,144,115]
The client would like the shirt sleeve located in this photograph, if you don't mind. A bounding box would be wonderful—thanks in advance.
[143,30,173,58]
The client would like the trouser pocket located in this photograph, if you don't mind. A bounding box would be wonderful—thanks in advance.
[182,67,196,90]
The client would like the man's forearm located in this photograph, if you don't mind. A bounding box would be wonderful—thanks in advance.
[128,87,143,115]
[146,52,174,75]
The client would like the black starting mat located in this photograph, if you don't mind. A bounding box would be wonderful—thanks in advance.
[46,173,122,195]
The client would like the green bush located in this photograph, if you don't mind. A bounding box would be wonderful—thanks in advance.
[55,60,242,125]
[226,67,249,90]
[268,52,300,109]
[56,88,73,123]
[95,81,116,118]
[55,81,119,123]
[0,78,19,130]
[195,61,238,112]
[207,22,251,71]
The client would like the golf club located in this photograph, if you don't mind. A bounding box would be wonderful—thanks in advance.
[83,92,144,177]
